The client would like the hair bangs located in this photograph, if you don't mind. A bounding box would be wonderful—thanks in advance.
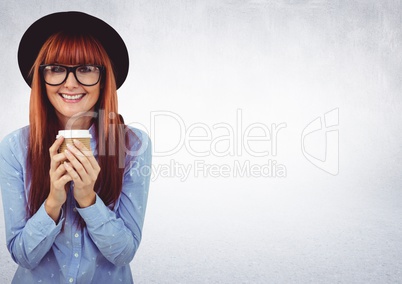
[43,32,104,66]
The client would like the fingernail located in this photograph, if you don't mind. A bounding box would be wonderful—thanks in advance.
[64,161,70,168]
[67,143,73,149]
[64,149,71,156]
[73,139,81,145]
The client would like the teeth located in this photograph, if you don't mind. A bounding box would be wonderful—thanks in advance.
[61,94,84,100]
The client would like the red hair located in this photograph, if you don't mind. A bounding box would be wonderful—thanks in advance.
[27,32,135,218]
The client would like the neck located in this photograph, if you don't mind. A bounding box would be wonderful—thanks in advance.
[57,112,95,130]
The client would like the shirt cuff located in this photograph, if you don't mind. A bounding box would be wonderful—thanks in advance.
[75,194,111,229]
[28,202,64,237]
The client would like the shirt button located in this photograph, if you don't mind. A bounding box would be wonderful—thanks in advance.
[69,278,74,283]
[74,253,79,258]
[73,208,77,212]
[74,233,79,238]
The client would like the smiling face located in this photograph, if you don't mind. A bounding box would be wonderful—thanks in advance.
[38,33,107,129]
[45,67,100,127]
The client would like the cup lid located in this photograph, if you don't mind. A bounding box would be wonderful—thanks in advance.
[56,129,92,139]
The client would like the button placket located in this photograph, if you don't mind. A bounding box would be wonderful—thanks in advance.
[67,189,82,283]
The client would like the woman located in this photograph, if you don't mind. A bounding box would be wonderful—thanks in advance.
[0,12,152,283]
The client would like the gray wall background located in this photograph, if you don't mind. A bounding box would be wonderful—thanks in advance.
[1,0,402,283]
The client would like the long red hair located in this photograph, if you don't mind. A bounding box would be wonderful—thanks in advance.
[27,32,133,218]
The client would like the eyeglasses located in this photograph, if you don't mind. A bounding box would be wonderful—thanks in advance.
[39,64,104,86]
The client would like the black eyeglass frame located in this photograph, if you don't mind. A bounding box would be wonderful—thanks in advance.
[39,64,105,86]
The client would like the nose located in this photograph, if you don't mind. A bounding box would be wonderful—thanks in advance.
[64,71,79,88]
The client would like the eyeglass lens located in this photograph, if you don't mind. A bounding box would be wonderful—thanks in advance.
[42,65,101,86]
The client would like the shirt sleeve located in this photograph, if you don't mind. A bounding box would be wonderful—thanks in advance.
[76,128,152,266]
[0,131,64,269]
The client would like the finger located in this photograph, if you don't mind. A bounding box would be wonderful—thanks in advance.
[51,163,72,186]
[52,163,68,180]
[50,164,71,190]
[49,136,64,156]
[53,174,72,189]
[63,160,82,183]
[64,148,88,181]
[65,143,97,180]
[50,152,67,172]
[49,136,65,172]
[66,143,90,163]
[73,139,100,173]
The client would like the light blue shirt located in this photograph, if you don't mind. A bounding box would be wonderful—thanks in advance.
[0,125,152,284]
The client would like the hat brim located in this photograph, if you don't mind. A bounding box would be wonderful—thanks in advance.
[18,11,129,90]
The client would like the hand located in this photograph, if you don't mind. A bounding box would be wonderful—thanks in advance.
[47,136,71,222]
[63,139,100,208]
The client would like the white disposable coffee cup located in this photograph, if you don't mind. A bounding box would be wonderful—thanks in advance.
[57,129,92,153]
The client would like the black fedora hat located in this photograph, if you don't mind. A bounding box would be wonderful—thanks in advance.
[18,11,129,90]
